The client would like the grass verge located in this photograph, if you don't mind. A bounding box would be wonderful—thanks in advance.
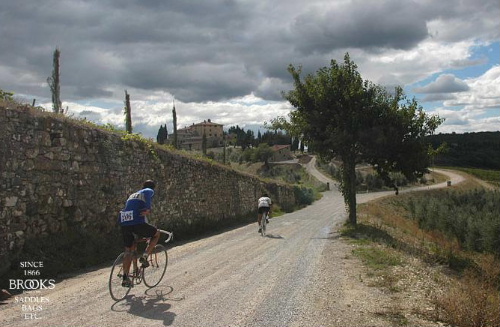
[342,176,500,326]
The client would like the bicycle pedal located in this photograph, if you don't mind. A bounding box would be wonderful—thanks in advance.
[121,279,134,288]
[139,256,150,268]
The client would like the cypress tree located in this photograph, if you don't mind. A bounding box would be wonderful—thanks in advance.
[124,90,132,134]
[47,48,62,114]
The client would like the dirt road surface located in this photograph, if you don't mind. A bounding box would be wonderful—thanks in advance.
[0,162,463,327]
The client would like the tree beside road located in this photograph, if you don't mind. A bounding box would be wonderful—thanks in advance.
[271,53,443,225]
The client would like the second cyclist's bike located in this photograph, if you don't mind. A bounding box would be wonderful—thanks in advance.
[260,212,269,237]
[109,229,173,301]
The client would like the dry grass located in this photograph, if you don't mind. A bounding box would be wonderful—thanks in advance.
[230,161,263,176]
[434,255,500,327]
[355,176,500,327]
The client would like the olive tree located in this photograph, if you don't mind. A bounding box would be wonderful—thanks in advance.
[254,143,274,168]
[272,53,443,225]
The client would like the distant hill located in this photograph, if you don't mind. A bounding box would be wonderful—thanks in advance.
[426,132,500,170]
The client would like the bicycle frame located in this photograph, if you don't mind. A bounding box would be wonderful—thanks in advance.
[109,229,173,301]
[130,230,173,282]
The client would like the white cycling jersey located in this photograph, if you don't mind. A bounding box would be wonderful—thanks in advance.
[258,196,272,208]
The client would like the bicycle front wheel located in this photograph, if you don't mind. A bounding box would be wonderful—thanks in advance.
[143,244,168,288]
[109,252,131,301]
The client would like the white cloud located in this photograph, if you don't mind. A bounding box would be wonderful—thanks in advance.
[446,66,500,110]
[45,90,292,138]
[414,74,470,94]
[435,109,471,126]
[361,40,476,87]
[427,66,500,133]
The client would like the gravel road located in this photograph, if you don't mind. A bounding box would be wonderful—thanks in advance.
[0,162,463,327]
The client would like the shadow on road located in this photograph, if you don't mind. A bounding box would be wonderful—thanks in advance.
[312,234,341,241]
[111,285,182,326]
[311,231,342,241]
[264,233,284,239]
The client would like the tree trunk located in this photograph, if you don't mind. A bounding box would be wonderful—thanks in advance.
[342,156,357,226]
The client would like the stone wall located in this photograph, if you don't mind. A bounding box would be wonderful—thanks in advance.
[0,105,296,274]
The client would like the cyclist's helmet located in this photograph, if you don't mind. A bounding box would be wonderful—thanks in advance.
[143,180,156,190]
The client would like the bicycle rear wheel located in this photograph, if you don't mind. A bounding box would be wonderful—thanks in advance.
[260,213,267,236]
[143,244,168,288]
[109,252,132,301]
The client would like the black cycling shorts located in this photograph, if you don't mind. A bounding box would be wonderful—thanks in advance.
[121,223,158,248]
[258,206,270,214]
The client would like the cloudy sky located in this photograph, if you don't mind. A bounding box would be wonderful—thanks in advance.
[1,0,499,139]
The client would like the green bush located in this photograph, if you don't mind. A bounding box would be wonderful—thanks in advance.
[0,89,14,101]
[294,186,315,205]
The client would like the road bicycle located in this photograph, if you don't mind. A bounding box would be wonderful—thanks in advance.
[260,211,269,237]
[109,229,173,301]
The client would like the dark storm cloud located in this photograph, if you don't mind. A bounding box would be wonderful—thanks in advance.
[0,0,254,102]
[0,0,497,105]
[419,0,500,41]
[75,86,114,98]
[291,0,429,54]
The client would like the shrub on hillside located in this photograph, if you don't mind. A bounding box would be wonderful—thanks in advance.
[404,189,500,256]
[294,186,315,206]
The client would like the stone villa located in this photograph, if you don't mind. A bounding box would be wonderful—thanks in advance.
[171,119,224,151]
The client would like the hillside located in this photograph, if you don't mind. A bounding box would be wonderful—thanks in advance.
[427,131,500,170]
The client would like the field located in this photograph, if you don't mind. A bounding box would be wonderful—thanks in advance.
[346,174,500,326]
[440,166,500,187]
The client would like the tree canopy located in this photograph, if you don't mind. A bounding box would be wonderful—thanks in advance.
[227,125,292,150]
[272,53,443,225]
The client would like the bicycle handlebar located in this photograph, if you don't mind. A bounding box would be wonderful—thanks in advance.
[158,229,173,243]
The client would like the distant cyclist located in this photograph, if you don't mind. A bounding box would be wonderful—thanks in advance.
[118,180,160,287]
[257,193,272,233]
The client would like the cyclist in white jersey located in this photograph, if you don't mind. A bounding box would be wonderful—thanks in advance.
[257,193,272,233]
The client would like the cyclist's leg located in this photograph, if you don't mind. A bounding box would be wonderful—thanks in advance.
[145,229,160,256]
[121,226,135,279]
[260,210,267,236]
[135,223,160,258]
[122,248,133,284]
[109,252,133,300]
[257,207,265,229]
